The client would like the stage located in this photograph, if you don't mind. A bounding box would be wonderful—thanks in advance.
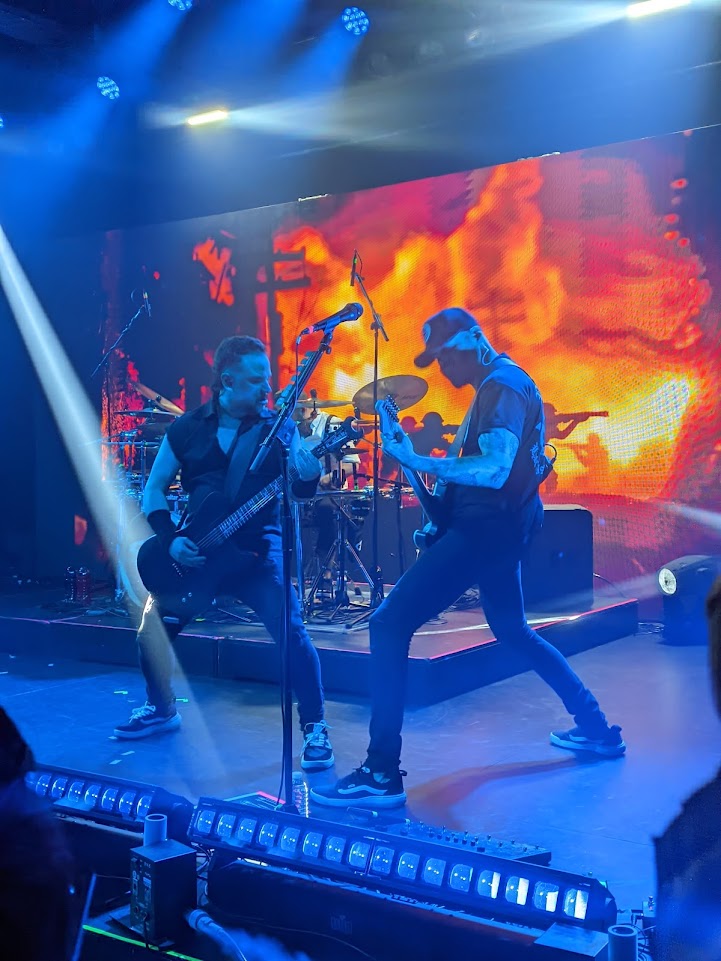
[0,585,638,706]
[2,621,716,930]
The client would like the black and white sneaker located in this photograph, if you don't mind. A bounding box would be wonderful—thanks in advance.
[300,722,334,771]
[113,703,181,740]
[550,724,626,758]
[310,766,407,808]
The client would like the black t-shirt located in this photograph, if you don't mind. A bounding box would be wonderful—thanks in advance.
[165,401,314,546]
[446,355,549,538]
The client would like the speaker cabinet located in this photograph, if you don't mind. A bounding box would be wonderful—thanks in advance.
[357,500,594,614]
[358,496,422,585]
[522,505,594,613]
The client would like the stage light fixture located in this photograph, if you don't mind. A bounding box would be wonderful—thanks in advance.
[0,116,4,129]
[168,0,194,10]
[188,798,616,931]
[342,6,370,36]
[186,108,229,127]
[656,554,721,642]
[626,0,691,18]
[25,765,193,838]
[97,76,120,101]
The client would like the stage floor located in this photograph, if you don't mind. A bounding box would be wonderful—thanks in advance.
[0,585,638,705]
[1,622,717,915]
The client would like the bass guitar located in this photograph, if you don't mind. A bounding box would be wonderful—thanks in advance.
[376,396,446,550]
[137,416,362,619]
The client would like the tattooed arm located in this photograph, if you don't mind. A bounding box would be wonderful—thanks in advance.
[382,427,519,490]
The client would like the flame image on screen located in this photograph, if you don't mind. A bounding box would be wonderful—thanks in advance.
[267,152,715,505]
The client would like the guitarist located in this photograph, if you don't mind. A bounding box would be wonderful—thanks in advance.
[114,336,334,773]
[312,308,624,809]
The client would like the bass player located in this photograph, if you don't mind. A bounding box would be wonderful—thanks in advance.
[114,335,334,773]
[312,307,624,808]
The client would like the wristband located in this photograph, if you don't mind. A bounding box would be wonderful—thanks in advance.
[146,510,178,551]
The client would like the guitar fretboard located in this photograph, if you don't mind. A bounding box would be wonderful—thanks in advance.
[191,426,353,552]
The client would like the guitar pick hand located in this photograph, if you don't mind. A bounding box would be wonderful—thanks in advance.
[169,536,206,568]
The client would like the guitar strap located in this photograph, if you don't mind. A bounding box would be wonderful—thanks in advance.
[432,385,482,500]
[224,422,265,505]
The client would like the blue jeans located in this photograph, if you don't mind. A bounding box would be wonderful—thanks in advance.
[366,522,606,772]
[137,545,325,729]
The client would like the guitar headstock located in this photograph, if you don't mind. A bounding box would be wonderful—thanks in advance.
[315,416,363,458]
[375,395,400,434]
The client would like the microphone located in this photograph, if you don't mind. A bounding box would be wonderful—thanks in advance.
[142,289,152,318]
[298,302,363,337]
[350,249,358,288]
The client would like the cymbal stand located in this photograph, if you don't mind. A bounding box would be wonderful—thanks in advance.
[349,252,389,625]
[306,496,375,619]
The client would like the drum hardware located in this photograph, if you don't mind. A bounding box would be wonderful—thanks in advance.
[305,490,375,620]
[350,373,428,600]
[131,381,184,415]
[116,408,178,419]
[293,398,353,410]
[351,374,428,416]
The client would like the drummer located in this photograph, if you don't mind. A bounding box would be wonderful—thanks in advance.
[290,393,361,564]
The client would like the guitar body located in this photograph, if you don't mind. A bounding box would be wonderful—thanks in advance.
[412,520,443,551]
[135,418,363,618]
[136,492,256,620]
[376,397,446,552]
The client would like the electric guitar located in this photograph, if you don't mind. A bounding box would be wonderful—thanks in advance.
[136,417,362,619]
[376,396,446,550]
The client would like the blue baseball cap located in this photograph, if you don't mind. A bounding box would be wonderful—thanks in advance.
[414,307,480,368]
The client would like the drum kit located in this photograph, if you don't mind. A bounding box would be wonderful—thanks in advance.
[105,374,429,615]
[103,384,186,607]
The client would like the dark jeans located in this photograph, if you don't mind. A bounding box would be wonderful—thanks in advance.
[366,522,607,772]
[137,546,324,729]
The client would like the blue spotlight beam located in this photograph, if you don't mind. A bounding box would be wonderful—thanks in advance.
[93,0,187,102]
[0,225,150,600]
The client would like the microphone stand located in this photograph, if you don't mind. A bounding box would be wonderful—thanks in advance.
[249,327,337,814]
[91,301,149,380]
[91,299,149,609]
[349,257,389,625]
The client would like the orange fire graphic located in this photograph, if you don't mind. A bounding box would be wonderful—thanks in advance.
[267,153,714,504]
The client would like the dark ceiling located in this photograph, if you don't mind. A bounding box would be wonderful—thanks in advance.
[1,0,720,234]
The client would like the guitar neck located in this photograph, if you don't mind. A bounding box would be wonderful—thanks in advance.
[206,428,351,546]
[222,465,301,540]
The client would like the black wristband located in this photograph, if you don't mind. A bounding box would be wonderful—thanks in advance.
[146,510,178,551]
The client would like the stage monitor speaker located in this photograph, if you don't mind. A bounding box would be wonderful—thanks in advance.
[358,496,421,585]
[359,499,594,613]
[522,505,594,613]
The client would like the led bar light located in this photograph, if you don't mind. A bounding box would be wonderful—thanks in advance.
[26,766,162,831]
[188,799,616,931]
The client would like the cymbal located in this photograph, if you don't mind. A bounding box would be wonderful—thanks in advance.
[132,382,184,416]
[294,399,353,409]
[116,408,178,419]
[352,375,428,415]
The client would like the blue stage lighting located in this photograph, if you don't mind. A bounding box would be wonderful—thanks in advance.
[342,6,370,35]
[25,765,194,839]
[188,797,617,931]
[168,0,194,9]
[97,76,120,100]
[0,116,4,129]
